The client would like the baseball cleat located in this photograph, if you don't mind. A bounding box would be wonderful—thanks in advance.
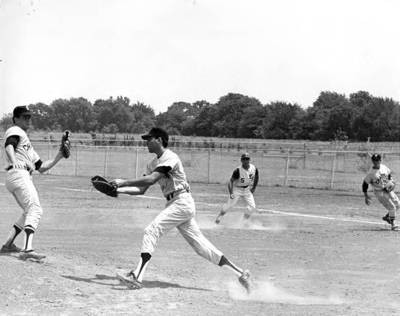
[116,270,143,289]
[19,250,46,261]
[238,269,251,293]
[0,243,22,254]
[215,212,226,224]
[382,213,391,224]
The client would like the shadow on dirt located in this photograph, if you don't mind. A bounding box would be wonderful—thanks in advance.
[351,227,393,232]
[62,274,212,291]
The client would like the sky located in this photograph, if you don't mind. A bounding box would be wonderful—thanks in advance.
[1,0,400,118]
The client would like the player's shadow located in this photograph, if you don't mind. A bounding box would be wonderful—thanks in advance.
[351,226,393,232]
[62,274,211,292]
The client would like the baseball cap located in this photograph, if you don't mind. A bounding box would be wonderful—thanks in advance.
[141,127,169,143]
[241,152,250,160]
[13,106,31,118]
[371,154,381,161]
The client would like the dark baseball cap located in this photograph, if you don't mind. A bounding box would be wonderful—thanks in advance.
[13,106,31,118]
[141,127,169,142]
[241,152,250,160]
[371,154,381,161]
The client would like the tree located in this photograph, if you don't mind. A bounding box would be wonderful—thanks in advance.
[52,98,95,132]
[129,102,156,133]
[213,93,263,137]
[155,102,193,134]
[257,102,305,139]
[28,103,53,130]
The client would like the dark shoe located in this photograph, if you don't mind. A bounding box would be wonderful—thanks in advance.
[382,213,391,224]
[116,270,143,289]
[0,243,22,253]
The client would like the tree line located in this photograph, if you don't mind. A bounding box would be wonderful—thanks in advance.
[1,91,399,141]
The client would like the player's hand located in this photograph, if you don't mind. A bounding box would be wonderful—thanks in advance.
[365,195,371,205]
[110,179,126,188]
[229,193,235,199]
[250,188,255,194]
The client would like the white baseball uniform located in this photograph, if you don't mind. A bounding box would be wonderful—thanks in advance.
[364,164,400,217]
[222,163,258,217]
[141,148,223,265]
[4,126,43,231]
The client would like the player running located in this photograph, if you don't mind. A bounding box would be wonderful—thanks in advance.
[111,127,251,292]
[362,154,400,230]
[215,153,259,224]
[1,106,68,260]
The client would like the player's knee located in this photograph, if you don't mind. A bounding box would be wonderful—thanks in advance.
[144,223,162,239]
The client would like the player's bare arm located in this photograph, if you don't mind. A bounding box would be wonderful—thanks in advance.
[37,151,64,173]
[113,171,164,187]
[5,144,26,169]
[362,181,371,205]
[110,171,164,196]
[251,168,259,193]
[228,178,235,198]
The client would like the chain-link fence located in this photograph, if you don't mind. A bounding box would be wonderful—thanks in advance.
[2,140,399,192]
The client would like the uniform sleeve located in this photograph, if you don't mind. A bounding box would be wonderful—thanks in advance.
[253,168,259,186]
[231,168,240,180]
[5,135,20,149]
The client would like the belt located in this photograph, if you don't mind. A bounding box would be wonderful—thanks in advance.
[166,188,190,201]
[6,165,32,173]
[237,185,249,189]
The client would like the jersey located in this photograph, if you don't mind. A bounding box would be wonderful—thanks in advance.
[146,149,190,197]
[231,163,258,188]
[3,126,40,170]
[364,164,392,192]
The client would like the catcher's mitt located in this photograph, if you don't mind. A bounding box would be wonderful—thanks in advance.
[384,180,396,193]
[91,175,118,197]
[60,130,71,158]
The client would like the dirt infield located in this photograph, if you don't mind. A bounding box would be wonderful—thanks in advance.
[0,173,399,315]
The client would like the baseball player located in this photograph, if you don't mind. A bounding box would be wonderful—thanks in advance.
[362,154,400,230]
[215,152,259,224]
[112,127,251,292]
[1,106,68,260]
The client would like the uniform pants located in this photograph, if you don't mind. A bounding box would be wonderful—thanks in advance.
[141,192,223,265]
[5,169,43,231]
[222,187,257,217]
[374,190,400,218]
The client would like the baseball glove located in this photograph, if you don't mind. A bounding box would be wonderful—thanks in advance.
[60,130,71,158]
[91,175,118,197]
[384,180,396,193]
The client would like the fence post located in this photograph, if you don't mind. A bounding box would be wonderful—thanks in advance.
[103,146,109,177]
[135,147,139,178]
[303,143,306,169]
[207,148,211,184]
[284,150,290,186]
[74,145,78,176]
[330,151,337,189]
[47,137,51,175]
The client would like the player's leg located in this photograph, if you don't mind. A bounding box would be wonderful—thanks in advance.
[178,217,252,292]
[118,196,193,288]
[9,174,45,260]
[215,193,240,224]
[242,191,257,220]
[389,191,400,211]
[376,191,397,229]
[1,172,27,253]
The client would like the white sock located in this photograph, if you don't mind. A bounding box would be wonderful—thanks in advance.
[23,230,34,251]
[134,257,151,282]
